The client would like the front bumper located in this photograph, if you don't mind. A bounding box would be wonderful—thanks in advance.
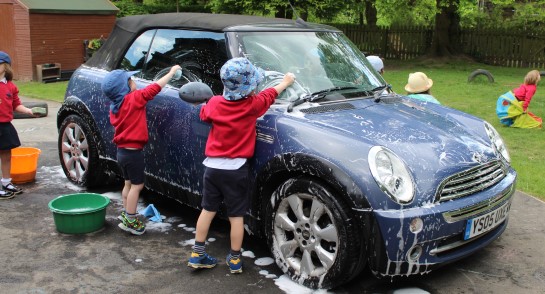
[370,170,516,277]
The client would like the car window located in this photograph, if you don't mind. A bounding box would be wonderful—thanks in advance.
[235,31,384,101]
[140,29,228,92]
[120,30,156,73]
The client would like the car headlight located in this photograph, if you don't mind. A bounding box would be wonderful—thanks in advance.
[368,146,415,204]
[484,122,510,163]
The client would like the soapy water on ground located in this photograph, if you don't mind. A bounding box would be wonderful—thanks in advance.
[39,165,430,294]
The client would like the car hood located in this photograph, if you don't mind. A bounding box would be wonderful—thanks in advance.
[279,98,499,204]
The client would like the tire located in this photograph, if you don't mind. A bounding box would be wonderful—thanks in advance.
[58,114,106,187]
[468,69,494,83]
[265,177,363,289]
[13,102,48,119]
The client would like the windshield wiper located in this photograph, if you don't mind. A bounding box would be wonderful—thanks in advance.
[308,86,359,102]
[287,86,359,112]
[372,84,391,102]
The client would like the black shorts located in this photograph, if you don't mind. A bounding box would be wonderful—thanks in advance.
[116,148,145,185]
[201,163,250,217]
[0,122,21,150]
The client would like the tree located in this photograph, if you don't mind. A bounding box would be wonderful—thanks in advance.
[364,0,377,26]
[429,0,461,56]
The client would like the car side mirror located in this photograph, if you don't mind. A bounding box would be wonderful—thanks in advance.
[178,82,213,104]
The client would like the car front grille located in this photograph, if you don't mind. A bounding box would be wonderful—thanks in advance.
[436,160,508,202]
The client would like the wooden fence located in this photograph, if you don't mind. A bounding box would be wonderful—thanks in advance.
[334,24,545,68]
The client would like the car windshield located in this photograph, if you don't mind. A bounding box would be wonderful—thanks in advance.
[233,31,385,101]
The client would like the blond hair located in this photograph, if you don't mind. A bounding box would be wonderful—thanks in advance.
[524,70,541,85]
[2,63,13,81]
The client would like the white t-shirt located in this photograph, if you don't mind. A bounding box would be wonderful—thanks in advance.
[203,157,246,170]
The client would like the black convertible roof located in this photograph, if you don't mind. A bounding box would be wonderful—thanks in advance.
[116,12,319,32]
[86,13,338,70]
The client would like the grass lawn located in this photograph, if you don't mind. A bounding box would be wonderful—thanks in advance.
[13,58,545,200]
[385,58,544,200]
[14,81,68,103]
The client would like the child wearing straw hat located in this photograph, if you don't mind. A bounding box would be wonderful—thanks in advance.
[405,72,441,104]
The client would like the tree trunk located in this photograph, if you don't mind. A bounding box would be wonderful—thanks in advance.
[300,9,308,21]
[429,0,461,56]
[275,5,293,19]
[364,0,377,27]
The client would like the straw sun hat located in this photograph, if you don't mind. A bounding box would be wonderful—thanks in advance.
[405,72,433,93]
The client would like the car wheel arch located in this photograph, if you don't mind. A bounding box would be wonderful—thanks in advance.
[57,96,98,133]
[57,96,114,187]
[254,153,372,220]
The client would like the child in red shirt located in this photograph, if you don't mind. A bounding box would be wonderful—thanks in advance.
[187,57,294,273]
[101,65,181,235]
[0,51,35,199]
[513,69,540,113]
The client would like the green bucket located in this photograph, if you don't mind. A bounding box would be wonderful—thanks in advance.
[48,193,110,234]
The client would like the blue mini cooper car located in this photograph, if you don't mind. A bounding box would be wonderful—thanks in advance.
[57,13,516,289]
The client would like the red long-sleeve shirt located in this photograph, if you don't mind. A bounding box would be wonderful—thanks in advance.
[513,83,537,112]
[110,83,161,149]
[0,80,22,122]
[200,87,278,158]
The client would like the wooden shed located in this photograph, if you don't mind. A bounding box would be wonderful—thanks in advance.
[0,0,118,81]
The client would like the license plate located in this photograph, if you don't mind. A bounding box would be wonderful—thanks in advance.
[464,201,511,240]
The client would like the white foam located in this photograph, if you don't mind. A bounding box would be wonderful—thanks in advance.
[102,191,122,202]
[145,221,172,233]
[242,250,255,258]
[259,270,277,279]
[274,275,331,294]
[254,257,274,266]
[179,239,195,247]
[37,166,84,191]
[392,288,430,294]
[165,216,183,223]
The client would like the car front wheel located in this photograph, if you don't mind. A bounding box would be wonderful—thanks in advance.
[266,177,363,289]
[58,114,105,187]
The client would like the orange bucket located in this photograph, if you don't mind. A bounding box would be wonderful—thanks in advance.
[10,147,41,184]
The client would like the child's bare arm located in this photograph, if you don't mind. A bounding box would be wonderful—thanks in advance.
[156,65,182,88]
[14,104,34,115]
[273,72,295,94]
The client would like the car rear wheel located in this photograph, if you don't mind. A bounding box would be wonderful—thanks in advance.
[266,177,362,289]
[58,114,105,187]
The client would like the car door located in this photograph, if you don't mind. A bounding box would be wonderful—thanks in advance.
[133,29,228,206]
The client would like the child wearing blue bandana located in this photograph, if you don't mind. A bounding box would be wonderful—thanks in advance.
[101,65,181,235]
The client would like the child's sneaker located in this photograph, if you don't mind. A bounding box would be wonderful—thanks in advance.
[187,252,217,269]
[2,182,22,195]
[0,190,14,200]
[118,216,145,235]
[226,253,243,274]
[117,211,126,222]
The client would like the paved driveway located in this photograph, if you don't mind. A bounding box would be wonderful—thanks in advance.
[3,97,544,293]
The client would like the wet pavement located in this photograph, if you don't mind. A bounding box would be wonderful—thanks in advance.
[3,97,545,293]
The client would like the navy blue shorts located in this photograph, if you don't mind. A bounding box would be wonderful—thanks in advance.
[201,163,250,217]
[0,122,21,150]
[116,148,145,185]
